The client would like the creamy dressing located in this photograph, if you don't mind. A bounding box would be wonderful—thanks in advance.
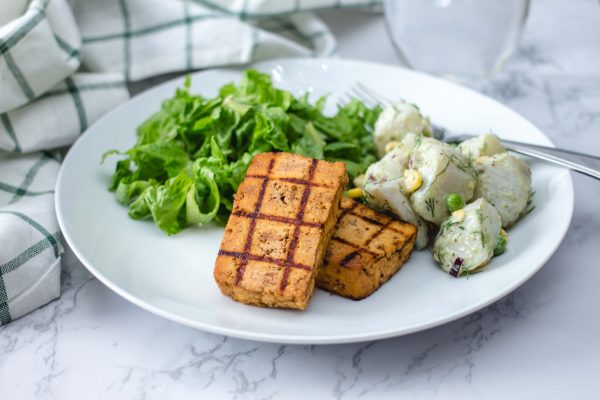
[409,137,477,225]
[433,198,502,276]
[457,133,506,159]
[473,153,532,228]
[373,102,431,157]
[366,109,533,275]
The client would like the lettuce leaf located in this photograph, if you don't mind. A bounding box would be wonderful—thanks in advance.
[105,70,381,234]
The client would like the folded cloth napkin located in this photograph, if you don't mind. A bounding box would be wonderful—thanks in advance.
[0,0,381,325]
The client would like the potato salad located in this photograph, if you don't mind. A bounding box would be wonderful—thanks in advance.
[362,104,533,277]
[373,101,432,157]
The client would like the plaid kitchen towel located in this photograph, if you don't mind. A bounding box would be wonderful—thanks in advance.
[0,0,381,325]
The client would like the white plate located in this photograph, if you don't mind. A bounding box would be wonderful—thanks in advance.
[56,58,573,344]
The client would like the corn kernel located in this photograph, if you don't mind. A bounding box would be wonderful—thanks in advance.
[402,169,422,193]
[346,187,364,199]
[500,228,508,241]
[467,180,475,191]
[384,141,401,153]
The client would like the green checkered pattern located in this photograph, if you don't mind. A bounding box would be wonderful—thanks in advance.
[77,0,380,81]
[0,0,81,114]
[0,73,128,325]
[0,152,63,325]
[0,74,129,154]
[0,0,380,325]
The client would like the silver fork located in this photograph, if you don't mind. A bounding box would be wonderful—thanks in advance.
[345,82,600,180]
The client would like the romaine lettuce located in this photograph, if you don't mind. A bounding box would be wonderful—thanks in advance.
[104,70,381,235]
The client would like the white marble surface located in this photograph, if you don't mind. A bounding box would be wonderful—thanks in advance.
[2,1,600,398]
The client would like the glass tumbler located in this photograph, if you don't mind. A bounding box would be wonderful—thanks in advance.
[383,0,529,84]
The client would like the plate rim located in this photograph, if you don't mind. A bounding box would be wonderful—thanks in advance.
[55,57,574,344]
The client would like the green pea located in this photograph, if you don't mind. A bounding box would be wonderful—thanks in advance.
[494,233,508,256]
[445,193,464,212]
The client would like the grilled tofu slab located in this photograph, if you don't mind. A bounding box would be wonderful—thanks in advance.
[317,197,417,300]
[214,152,348,310]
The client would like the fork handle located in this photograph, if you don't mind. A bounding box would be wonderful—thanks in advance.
[501,139,600,180]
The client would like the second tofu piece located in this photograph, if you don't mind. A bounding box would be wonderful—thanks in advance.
[316,197,417,300]
[214,152,348,310]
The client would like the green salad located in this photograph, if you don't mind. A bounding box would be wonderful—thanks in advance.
[104,70,381,235]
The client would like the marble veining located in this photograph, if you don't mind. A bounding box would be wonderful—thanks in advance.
[2,0,600,398]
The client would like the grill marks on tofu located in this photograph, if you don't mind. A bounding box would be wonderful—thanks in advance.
[317,197,417,300]
[214,152,348,310]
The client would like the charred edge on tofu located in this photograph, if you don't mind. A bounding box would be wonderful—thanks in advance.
[280,158,319,292]
[352,239,415,301]
[335,214,396,269]
[344,211,410,237]
[330,236,379,257]
[234,158,275,286]
[320,201,365,268]
[363,219,393,248]
[350,214,385,228]
[339,200,360,216]
[218,250,312,271]
[244,175,335,189]
[340,251,360,267]
[231,209,324,228]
